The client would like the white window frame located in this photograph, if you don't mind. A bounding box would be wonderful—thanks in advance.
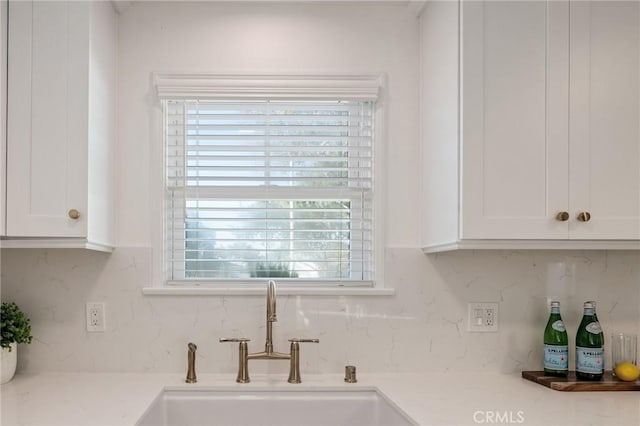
[145,73,391,296]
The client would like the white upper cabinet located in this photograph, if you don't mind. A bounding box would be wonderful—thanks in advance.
[568,1,640,240]
[421,0,640,252]
[3,0,116,251]
[460,0,570,241]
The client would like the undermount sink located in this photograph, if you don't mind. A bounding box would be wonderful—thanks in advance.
[135,387,418,426]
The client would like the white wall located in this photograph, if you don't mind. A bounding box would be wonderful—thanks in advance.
[115,1,420,248]
[2,247,638,374]
[87,0,117,247]
[1,1,6,237]
[1,1,639,376]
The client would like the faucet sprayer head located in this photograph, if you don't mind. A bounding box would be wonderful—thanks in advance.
[267,280,277,322]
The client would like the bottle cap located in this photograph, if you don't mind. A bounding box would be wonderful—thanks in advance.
[583,301,595,309]
[550,301,560,308]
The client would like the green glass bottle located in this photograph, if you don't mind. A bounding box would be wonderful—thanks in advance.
[588,300,605,372]
[576,301,604,380]
[543,301,568,377]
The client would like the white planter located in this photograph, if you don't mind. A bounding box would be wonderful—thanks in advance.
[1,343,18,384]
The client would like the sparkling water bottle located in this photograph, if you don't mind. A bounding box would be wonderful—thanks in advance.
[576,301,604,380]
[543,301,568,377]
[589,300,605,372]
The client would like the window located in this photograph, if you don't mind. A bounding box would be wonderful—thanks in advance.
[156,74,383,288]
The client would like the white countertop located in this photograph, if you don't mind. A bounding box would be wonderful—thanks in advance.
[1,372,639,426]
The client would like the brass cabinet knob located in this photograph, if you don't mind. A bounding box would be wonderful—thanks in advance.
[577,211,591,222]
[555,211,570,222]
[68,209,81,220]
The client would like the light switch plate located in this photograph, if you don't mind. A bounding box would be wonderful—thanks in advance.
[468,302,498,332]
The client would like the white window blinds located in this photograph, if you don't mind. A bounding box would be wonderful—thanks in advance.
[164,99,375,283]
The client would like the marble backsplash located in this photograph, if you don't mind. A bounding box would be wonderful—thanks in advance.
[1,247,638,375]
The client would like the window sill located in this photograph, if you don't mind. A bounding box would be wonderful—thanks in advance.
[142,286,395,296]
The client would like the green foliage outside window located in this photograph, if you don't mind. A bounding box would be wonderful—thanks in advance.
[183,199,351,279]
[250,263,299,278]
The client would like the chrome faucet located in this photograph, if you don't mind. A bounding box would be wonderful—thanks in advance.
[220,280,318,383]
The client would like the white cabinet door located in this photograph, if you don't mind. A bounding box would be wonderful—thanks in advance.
[569,0,640,240]
[460,0,570,240]
[6,1,89,238]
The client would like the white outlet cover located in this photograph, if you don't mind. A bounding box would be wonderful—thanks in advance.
[86,302,106,332]
[468,302,498,332]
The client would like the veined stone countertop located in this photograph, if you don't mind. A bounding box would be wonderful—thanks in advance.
[1,372,639,426]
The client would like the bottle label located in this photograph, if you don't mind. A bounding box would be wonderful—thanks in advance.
[551,320,566,332]
[585,322,602,334]
[544,345,568,370]
[576,346,604,374]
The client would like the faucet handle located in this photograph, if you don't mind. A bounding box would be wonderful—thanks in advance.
[219,337,250,343]
[288,338,319,344]
[220,338,251,383]
[288,338,319,384]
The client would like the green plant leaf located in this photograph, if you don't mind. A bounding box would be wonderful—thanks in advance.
[1,302,33,348]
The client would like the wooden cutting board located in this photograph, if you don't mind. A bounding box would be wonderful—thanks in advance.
[522,371,640,391]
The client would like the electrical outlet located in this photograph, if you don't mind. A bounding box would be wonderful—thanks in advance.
[86,302,106,332]
[468,302,498,332]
